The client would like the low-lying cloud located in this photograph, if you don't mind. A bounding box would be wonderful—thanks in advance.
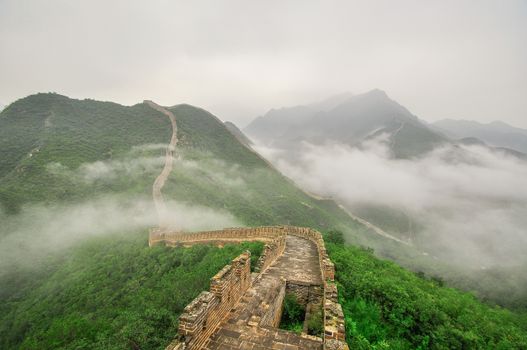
[46,146,247,191]
[256,137,527,269]
[2,145,245,273]
[0,196,240,272]
[47,156,166,184]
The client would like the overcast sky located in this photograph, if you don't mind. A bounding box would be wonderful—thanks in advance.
[1,0,526,128]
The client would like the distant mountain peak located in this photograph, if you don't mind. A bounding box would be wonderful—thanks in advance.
[489,120,512,128]
[366,88,388,97]
[245,89,446,158]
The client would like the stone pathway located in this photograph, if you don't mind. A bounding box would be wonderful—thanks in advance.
[203,235,323,350]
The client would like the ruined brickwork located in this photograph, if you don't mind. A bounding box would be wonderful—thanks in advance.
[255,234,286,273]
[167,252,252,350]
[151,226,348,350]
[257,278,286,328]
[324,282,347,346]
[286,281,323,307]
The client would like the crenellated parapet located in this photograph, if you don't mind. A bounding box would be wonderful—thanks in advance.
[149,226,287,247]
[150,225,336,282]
[255,234,286,273]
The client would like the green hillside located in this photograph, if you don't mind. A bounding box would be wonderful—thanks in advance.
[0,231,263,349]
[325,232,527,349]
[0,94,526,349]
[0,93,371,234]
[0,93,373,349]
[0,93,172,213]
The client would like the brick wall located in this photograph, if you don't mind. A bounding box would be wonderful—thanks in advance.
[283,226,336,282]
[154,226,348,350]
[258,278,287,328]
[172,251,252,350]
[255,234,286,273]
[149,226,287,247]
[324,282,348,349]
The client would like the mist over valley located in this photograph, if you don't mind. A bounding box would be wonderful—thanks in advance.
[1,1,526,348]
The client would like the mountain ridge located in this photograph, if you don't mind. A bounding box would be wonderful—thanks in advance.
[432,118,527,154]
[245,89,447,158]
[1,92,526,349]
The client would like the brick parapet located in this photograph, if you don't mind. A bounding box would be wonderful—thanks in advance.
[150,225,336,282]
[172,251,252,350]
[282,226,336,282]
[323,282,348,349]
[256,278,287,328]
[149,226,286,247]
[255,234,286,273]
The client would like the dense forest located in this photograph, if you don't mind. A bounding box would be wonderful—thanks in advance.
[324,231,527,349]
[0,230,263,349]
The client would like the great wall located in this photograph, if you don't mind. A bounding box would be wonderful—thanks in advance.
[146,102,348,349]
[149,226,349,350]
[145,100,179,228]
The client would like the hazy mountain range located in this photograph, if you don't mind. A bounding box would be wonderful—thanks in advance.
[245,89,446,158]
[245,89,526,159]
[243,90,527,311]
[432,119,527,154]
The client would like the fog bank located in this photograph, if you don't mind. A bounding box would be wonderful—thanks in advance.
[0,197,239,271]
[256,137,527,269]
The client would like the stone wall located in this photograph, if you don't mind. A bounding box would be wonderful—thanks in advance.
[283,226,336,282]
[149,226,287,247]
[150,226,335,281]
[324,282,348,349]
[258,278,287,328]
[286,281,323,307]
[170,251,252,350]
[255,234,286,273]
[155,226,348,350]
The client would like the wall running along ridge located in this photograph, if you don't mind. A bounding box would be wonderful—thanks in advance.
[145,100,178,228]
[150,226,348,350]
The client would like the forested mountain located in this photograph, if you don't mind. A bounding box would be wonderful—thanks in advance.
[0,93,526,349]
[0,93,363,231]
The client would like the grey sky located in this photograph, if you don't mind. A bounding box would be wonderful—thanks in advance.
[1,0,526,128]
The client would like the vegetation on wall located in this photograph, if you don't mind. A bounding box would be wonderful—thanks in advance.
[306,305,324,337]
[279,293,305,334]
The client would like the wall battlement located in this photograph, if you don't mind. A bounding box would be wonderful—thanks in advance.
[149,226,287,247]
[173,251,252,350]
[154,226,348,350]
[149,225,335,281]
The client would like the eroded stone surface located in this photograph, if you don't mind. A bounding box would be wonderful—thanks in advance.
[204,325,323,349]
[204,235,323,349]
